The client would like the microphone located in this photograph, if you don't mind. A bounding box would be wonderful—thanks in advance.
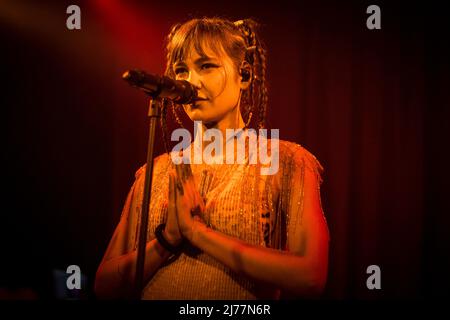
[122,69,198,104]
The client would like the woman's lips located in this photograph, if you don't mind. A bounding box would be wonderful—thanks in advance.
[192,98,207,108]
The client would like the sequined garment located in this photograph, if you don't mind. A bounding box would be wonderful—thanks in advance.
[107,139,325,299]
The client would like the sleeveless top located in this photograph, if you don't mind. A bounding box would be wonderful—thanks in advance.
[106,137,326,299]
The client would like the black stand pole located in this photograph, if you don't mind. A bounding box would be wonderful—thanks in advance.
[133,98,161,299]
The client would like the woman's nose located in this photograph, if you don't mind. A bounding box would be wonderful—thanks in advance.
[187,71,202,89]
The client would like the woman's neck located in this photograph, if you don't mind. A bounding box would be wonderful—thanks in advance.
[191,107,246,163]
[202,109,245,143]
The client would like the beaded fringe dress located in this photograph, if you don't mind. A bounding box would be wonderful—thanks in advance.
[103,138,326,299]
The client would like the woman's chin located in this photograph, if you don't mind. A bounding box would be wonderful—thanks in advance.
[186,109,214,123]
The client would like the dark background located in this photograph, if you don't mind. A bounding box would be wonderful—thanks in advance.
[1,0,449,299]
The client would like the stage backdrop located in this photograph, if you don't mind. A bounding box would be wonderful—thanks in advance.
[1,0,449,299]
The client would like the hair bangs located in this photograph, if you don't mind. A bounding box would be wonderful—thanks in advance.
[169,20,228,66]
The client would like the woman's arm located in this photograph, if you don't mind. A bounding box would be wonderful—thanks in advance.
[94,239,172,299]
[95,156,179,299]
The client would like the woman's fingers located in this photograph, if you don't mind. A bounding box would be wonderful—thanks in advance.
[174,165,184,195]
[168,172,175,210]
[182,167,202,211]
[191,180,205,212]
[181,163,203,209]
[174,163,192,204]
[173,162,206,216]
[169,170,181,208]
[167,172,179,228]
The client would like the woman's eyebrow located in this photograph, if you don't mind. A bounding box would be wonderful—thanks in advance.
[173,57,217,69]
[193,56,216,65]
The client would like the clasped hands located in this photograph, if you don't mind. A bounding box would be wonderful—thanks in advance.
[163,162,208,247]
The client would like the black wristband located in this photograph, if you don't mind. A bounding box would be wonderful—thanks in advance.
[154,223,184,254]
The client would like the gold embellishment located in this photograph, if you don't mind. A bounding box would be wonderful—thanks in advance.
[126,140,325,299]
[298,157,306,225]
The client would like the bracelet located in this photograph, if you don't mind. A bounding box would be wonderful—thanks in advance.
[154,223,184,254]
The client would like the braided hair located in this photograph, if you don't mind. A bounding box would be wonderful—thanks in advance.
[160,17,268,154]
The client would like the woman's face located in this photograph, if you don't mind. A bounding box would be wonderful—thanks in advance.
[173,45,244,126]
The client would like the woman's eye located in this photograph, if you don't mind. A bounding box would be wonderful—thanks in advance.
[201,63,218,70]
[174,68,188,75]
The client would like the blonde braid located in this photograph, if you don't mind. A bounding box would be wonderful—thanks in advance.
[234,19,268,129]
[163,23,185,129]
[255,44,268,129]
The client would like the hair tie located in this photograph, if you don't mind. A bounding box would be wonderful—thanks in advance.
[234,19,252,41]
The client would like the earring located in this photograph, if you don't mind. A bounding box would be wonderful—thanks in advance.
[244,112,253,129]
[241,69,251,82]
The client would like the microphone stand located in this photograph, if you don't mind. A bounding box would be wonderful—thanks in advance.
[133,96,161,299]
[121,69,197,298]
